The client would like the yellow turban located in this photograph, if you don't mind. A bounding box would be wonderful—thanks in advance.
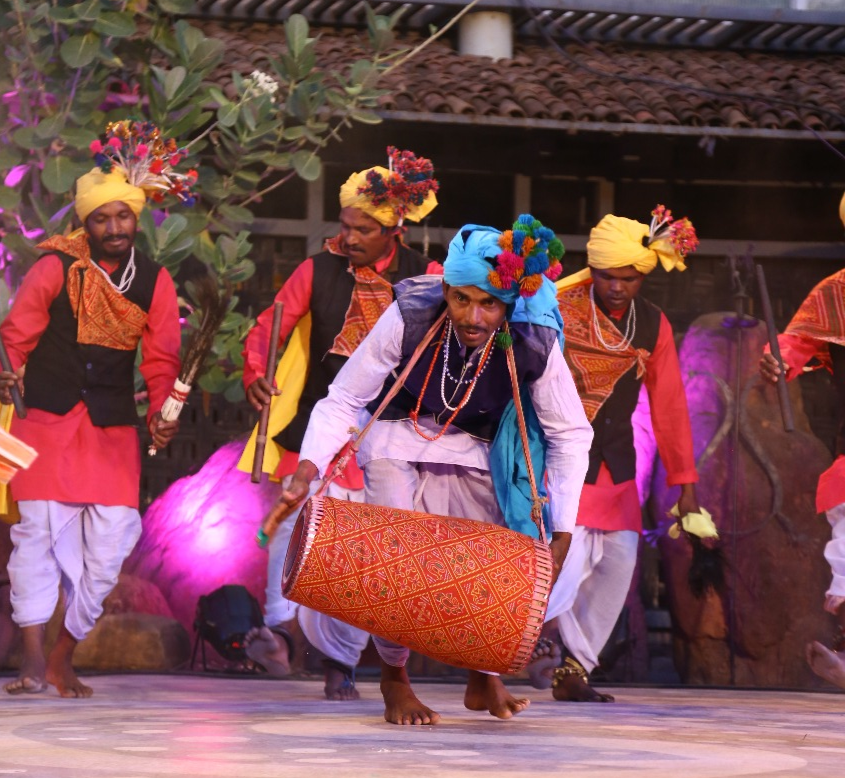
[558,213,691,291]
[74,168,146,224]
[339,165,438,227]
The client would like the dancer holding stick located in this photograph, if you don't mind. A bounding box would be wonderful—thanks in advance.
[251,302,284,483]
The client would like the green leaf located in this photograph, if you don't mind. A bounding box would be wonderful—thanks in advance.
[0,146,23,171]
[60,33,100,68]
[35,114,66,140]
[158,0,195,13]
[349,108,382,125]
[163,66,187,101]
[47,6,79,24]
[223,259,255,284]
[75,0,102,22]
[263,152,292,169]
[282,125,306,141]
[41,156,77,194]
[60,127,99,149]
[156,214,189,252]
[93,11,136,38]
[190,38,226,71]
[292,151,321,182]
[216,235,239,264]
[218,204,255,224]
[0,186,21,210]
[286,14,310,58]
[217,103,239,127]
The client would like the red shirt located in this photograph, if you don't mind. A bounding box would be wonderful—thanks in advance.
[1,255,180,508]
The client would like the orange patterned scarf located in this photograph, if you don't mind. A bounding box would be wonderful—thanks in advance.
[557,282,650,422]
[785,269,845,371]
[323,234,396,358]
[37,235,148,351]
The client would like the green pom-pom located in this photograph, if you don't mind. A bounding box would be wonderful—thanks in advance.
[494,331,513,349]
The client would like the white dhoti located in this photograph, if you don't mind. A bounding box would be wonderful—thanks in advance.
[7,500,141,641]
[363,458,506,669]
[823,501,845,607]
[544,526,639,674]
[264,476,370,669]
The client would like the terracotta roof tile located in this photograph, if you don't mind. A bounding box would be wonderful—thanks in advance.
[201,21,845,134]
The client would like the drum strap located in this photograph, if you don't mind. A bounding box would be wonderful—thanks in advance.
[317,314,545,545]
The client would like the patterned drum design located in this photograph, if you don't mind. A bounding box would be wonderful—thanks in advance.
[282,496,552,674]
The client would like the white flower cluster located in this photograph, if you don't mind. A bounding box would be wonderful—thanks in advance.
[245,70,280,100]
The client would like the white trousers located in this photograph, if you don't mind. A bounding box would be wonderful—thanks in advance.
[824,501,845,599]
[364,458,505,669]
[8,500,141,641]
[544,526,639,674]
[264,477,370,669]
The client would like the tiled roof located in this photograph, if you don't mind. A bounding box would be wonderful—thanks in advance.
[203,21,845,138]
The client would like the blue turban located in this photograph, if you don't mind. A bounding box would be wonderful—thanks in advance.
[443,224,564,338]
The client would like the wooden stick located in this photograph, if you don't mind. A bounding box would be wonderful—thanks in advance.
[251,301,284,483]
[0,337,26,419]
[756,264,794,432]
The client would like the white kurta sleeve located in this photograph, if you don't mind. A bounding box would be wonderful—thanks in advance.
[299,302,406,477]
[528,344,593,534]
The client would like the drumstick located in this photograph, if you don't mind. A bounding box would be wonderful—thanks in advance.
[251,301,285,483]
[0,337,26,419]
[755,264,794,432]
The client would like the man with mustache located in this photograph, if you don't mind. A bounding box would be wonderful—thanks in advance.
[0,166,181,697]
[239,148,441,699]
[270,215,593,724]
[531,206,711,702]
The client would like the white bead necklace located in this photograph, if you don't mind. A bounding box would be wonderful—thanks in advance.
[590,284,636,351]
[439,318,497,412]
[92,247,136,295]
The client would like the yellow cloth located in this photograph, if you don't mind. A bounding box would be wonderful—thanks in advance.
[74,168,146,223]
[0,404,21,525]
[840,191,845,228]
[558,214,688,291]
[667,503,719,540]
[339,166,438,227]
[237,315,311,477]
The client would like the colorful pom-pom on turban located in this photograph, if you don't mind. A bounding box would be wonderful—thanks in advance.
[339,146,438,227]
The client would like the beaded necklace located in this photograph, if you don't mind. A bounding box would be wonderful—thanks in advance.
[411,318,497,441]
[590,284,636,351]
[441,318,496,395]
[92,247,136,295]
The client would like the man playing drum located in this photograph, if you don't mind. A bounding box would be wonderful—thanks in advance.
[271,216,593,724]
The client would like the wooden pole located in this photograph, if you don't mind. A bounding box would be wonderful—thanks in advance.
[251,301,284,483]
[0,338,26,419]
[755,264,794,432]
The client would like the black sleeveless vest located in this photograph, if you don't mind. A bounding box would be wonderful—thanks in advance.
[585,295,663,484]
[366,278,558,442]
[23,249,159,427]
[274,244,432,451]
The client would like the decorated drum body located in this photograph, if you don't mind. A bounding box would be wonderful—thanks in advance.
[282,496,552,674]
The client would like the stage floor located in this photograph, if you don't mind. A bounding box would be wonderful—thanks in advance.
[0,674,843,777]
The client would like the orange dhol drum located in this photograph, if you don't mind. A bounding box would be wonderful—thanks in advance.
[282,495,553,675]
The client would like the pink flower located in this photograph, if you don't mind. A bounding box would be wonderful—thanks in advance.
[135,143,148,158]
[107,137,122,149]
[89,140,103,154]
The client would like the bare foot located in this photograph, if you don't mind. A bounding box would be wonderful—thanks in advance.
[551,667,614,703]
[45,661,92,698]
[464,670,530,719]
[6,625,47,695]
[526,637,561,690]
[806,641,845,689]
[245,626,292,677]
[381,663,440,725]
[324,662,360,701]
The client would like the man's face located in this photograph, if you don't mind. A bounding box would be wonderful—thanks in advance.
[339,206,397,268]
[85,201,138,262]
[442,283,507,349]
[590,266,644,312]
